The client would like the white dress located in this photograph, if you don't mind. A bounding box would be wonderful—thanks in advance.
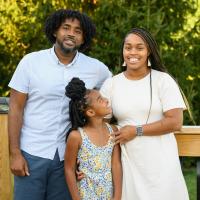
[100,69,189,200]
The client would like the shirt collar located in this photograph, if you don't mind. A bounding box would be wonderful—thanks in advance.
[49,46,79,67]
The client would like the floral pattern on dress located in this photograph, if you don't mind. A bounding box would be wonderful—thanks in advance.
[77,123,114,200]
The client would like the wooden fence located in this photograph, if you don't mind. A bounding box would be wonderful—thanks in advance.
[0,114,13,200]
[0,113,200,200]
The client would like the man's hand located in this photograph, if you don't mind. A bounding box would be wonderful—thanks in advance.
[76,159,85,181]
[114,125,136,144]
[10,151,30,176]
[76,170,85,181]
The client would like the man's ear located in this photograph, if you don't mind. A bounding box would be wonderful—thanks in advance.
[86,108,95,117]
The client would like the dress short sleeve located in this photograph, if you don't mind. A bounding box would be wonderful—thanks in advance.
[159,73,186,112]
[8,55,30,94]
[95,63,112,89]
[100,77,113,103]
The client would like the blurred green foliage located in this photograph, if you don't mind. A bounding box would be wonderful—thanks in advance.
[183,167,196,200]
[0,0,199,124]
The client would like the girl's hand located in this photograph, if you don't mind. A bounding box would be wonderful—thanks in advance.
[114,125,136,144]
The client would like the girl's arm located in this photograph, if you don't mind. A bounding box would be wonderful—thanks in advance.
[64,130,81,200]
[111,144,122,200]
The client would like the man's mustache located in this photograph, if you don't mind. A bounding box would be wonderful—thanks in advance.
[64,36,76,42]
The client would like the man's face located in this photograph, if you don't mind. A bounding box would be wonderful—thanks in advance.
[54,18,84,54]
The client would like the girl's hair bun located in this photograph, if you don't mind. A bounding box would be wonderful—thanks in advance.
[65,77,86,101]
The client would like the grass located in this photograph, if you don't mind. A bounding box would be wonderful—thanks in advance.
[183,167,196,200]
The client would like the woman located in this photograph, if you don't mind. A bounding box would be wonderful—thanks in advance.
[100,28,189,200]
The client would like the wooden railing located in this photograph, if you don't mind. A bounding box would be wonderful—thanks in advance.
[0,112,199,200]
[175,126,200,156]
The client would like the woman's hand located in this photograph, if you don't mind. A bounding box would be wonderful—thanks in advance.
[114,125,136,144]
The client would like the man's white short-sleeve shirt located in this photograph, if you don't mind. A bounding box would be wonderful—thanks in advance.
[9,47,111,160]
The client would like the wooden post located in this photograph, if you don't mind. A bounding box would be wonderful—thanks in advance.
[175,126,200,200]
[0,114,13,200]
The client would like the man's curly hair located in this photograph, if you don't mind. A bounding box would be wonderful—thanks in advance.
[44,9,96,52]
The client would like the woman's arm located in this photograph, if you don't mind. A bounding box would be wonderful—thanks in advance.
[64,131,81,200]
[111,144,122,200]
[115,108,183,144]
[142,108,183,135]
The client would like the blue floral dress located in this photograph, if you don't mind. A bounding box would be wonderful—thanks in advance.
[77,123,114,200]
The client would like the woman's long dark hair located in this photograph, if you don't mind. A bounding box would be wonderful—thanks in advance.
[65,77,90,137]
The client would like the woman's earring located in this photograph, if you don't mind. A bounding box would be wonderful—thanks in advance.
[122,61,126,66]
[148,59,151,67]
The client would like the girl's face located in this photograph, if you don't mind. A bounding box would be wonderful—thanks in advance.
[86,90,112,117]
[123,33,149,72]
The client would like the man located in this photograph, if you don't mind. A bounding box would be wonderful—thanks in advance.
[8,9,111,200]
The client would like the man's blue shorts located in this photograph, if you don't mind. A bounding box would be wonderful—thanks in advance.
[14,150,71,200]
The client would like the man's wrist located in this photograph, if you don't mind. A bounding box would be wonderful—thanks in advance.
[136,125,143,136]
[10,148,22,156]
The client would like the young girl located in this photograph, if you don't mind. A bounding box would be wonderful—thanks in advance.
[64,77,122,200]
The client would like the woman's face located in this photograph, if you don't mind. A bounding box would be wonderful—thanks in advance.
[123,33,149,72]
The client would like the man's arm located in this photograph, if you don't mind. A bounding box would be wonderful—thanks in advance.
[8,89,29,176]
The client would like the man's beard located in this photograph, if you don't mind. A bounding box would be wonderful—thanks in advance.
[57,39,81,54]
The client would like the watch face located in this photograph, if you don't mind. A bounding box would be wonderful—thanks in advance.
[136,125,143,136]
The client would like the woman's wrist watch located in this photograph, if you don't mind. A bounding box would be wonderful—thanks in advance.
[136,125,143,136]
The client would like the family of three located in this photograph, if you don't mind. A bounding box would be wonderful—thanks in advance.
[8,9,189,200]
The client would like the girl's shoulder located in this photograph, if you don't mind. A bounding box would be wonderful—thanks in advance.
[67,130,82,145]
